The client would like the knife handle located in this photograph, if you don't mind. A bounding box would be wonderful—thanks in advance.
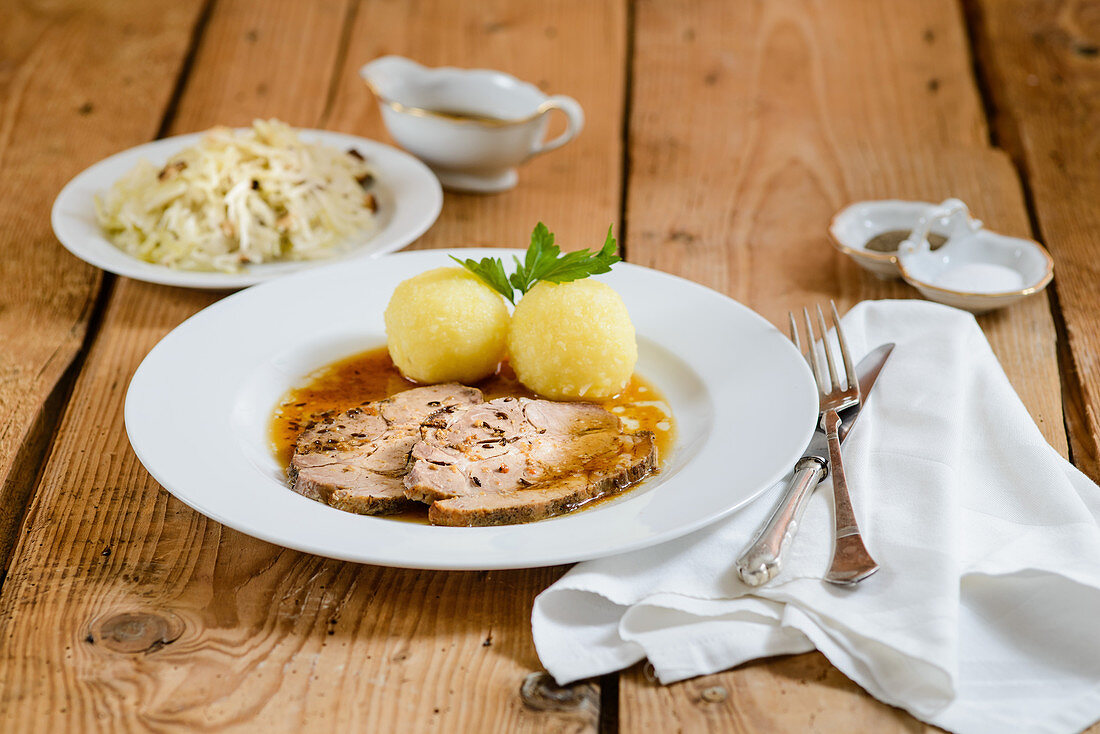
[736,458,826,586]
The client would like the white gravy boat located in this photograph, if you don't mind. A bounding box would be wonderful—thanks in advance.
[360,56,584,193]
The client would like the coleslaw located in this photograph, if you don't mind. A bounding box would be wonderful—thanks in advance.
[95,119,379,272]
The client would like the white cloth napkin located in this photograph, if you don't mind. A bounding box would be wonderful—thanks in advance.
[533,299,1100,734]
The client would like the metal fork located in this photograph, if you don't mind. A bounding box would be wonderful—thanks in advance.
[795,302,879,585]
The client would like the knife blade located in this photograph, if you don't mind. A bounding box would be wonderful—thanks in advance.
[735,342,895,586]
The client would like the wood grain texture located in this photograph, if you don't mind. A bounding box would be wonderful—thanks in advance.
[325,0,627,251]
[0,1,624,731]
[967,0,1100,481]
[0,0,206,574]
[628,0,1064,449]
[0,0,1082,732]
[619,0,1066,731]
[622,656,936,733]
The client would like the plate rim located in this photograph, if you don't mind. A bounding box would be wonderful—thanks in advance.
[51,128,443,289]
[124,248,819,569]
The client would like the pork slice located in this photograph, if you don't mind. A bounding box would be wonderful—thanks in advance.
[427,434,656,526]
[404,397,658,525]
[290,383,483,513]
[378,383,483,424]
[292,463,410,514]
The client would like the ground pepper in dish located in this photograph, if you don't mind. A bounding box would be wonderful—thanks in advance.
[864,229,948,252]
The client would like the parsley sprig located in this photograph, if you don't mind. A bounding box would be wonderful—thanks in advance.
[451,222,621,305]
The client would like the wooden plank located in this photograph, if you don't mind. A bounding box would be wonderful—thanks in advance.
[325,0,626,250]
[0,1,625,732]
[0,0,207,573]
[621,655,939,733]
[170,0,352,131]
[967,0,1100,481]
[618,0,1066,731]
[628,0,1064,450]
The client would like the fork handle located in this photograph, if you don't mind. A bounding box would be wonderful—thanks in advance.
[823,409,879,585]
[735,459,826,586]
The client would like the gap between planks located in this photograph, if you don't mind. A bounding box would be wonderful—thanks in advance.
[961,0,1100,483]
[0,0,212,586]
[0,0,221,579]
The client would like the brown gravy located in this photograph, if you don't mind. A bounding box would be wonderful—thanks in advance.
[269,346,675,523]
[428,108,510,124]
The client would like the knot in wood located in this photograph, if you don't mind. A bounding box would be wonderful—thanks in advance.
[700,685,728,703]
[1073,41,1099,57]
[520,672,598,713]
[90,611,184,654]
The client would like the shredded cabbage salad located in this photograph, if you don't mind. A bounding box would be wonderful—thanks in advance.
[95,119,378,272]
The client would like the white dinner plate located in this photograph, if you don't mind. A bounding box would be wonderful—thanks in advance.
[125,249,818,569]
[51,130,442,289]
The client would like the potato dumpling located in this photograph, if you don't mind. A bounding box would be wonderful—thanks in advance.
[384,267,509,384]
[508,279,637,400]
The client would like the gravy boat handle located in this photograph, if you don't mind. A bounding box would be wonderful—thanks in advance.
[529,95,585,157]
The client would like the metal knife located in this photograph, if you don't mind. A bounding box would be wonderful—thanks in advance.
[735,343,895,586]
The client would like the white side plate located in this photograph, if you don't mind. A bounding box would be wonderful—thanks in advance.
[125,249,818,569]
[52,130,443,289]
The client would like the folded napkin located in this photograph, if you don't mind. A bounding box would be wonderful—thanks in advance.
[533,299,1100,734]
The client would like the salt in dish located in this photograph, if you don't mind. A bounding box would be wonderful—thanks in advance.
[896,219,1053,314]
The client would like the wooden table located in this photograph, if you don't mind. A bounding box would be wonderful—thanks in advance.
[2,1,1097,730]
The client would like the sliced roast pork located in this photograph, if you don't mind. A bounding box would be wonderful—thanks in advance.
[290,384,483,514]
[404,397,657,526]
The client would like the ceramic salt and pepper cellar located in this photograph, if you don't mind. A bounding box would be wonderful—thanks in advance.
[830,197,1053,313]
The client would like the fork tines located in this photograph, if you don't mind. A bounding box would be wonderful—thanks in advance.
[789,301,858,399]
